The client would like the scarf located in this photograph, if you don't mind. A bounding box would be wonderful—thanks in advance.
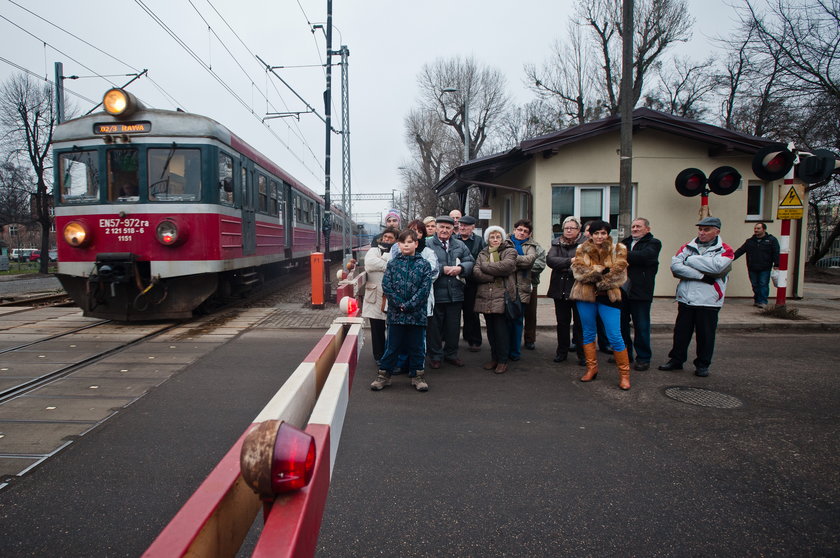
[489,245,500,262]
[510,236,527,255]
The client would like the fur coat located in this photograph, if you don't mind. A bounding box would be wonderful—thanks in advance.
[570,238,628,303]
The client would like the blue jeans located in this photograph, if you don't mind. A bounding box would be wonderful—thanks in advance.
[748,269,771,305]
[576,301,625,352]
[380,324,426,373]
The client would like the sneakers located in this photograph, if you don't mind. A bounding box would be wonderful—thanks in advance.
[411,374,428,391]
[370,372,391,391]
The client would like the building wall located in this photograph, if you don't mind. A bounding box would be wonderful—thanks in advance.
[487,129,807,298]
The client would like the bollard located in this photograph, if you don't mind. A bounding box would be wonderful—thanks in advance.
[310,253,324,308]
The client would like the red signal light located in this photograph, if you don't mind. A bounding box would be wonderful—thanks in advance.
[675,168,706,197]
[339,296,359,316]
[752,143,795,181]
[708,166,741,196]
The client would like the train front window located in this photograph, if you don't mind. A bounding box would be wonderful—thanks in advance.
[148,147,202,201]
[107,149,139,202]
[59,151,99,203]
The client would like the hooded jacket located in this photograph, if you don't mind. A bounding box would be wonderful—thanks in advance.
[570,237,628,303]
[671,236,735,308]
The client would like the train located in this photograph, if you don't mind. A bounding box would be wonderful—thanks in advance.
[53,88,359,321]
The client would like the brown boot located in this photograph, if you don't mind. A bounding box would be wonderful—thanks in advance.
[614,349,631,390]
[579,343,599,382]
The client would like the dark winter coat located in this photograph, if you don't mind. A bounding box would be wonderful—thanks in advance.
[382,253,434,326]
[459,232,486,284]
[620,232,662,301]
[546,235,581,300]
[570,238,628,303]
[471,242,518,314]
[733,233,780,271]
[426,236,475,304]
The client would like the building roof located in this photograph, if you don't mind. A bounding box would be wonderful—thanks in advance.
[435,107,776,197]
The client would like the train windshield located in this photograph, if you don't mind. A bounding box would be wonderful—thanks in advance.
[107,149,140,202]
[148,147,202,201]
[59,151,99,203]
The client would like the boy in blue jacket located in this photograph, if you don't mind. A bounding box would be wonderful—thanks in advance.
[371,229,435,392]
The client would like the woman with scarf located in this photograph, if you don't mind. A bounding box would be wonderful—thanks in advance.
[363,227,399,366]
[547,216,584,364]
[570,220,632,390]
[471,226,518,374]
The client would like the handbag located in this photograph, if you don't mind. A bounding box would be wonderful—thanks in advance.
[770,268,780,287]
[503,278,522,321]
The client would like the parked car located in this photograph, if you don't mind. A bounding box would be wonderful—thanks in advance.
[816,256,840,268]
[29,250,41,262]
[10,248,37,262]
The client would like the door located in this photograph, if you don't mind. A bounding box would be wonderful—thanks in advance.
[240,158,256,256]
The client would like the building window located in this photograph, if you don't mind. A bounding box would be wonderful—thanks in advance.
[552,185,625,233]
[503,196,512,232]
[746,182,766,220]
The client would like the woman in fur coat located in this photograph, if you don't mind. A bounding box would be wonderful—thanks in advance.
[570,220,632,390]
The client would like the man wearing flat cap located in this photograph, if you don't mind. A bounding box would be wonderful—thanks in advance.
[426,215,475,368]
[456,215,486,351]
[659,216,734,377]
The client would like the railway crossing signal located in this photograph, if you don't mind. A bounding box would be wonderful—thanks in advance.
[674,166,742,197]
[752,143,839,184]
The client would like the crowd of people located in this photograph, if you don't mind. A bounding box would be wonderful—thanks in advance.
[363,209,744,392]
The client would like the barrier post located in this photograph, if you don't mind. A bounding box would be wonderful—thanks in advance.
[310,253,324,308]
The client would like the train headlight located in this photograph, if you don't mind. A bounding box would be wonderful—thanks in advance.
[63,221,91,247]
[103,88,142,118]
[155,219,181,246]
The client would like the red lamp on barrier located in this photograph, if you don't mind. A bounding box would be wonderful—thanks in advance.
[241,420,316,498]
[339,296,358,316]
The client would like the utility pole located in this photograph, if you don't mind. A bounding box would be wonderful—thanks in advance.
[54,62,65,124]
[339,45,351,265]
[618,0,634,239]
[322,0,334,303]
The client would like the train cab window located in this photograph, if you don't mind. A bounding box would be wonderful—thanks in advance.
[258,174,268,213]
[107,149,140,202]
[148,147,202,201]
[218,153,234,206]
[59,151,99,203]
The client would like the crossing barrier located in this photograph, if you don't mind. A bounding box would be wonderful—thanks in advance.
[143,316,364,558]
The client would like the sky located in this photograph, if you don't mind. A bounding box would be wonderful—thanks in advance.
[0,0,740,223]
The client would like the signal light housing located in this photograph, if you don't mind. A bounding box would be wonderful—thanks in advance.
[797,149,839,184]
[240,420,317,497]
[339,296,359,316]
[63,221,91,247]
[708,166,742,196]
[752,143,795,181]
[155,219,186,246]
[675,168,706,197]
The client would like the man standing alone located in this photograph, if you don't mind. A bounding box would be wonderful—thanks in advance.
[733,222,779,308]
[659,217,734,377]
[620,218,661,371]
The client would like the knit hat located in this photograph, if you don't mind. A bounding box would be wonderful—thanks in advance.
[484,225,507,243]
[384,209,401,226]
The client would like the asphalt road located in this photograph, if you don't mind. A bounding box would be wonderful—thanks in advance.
[0,329,837,557]
[0,275,62,296]
[316,330,840,557]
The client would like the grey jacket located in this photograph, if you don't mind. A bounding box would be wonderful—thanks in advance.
[671,236,735,308]
[427,235,475,304]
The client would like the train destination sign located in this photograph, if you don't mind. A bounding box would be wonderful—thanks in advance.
[93,121,151,135]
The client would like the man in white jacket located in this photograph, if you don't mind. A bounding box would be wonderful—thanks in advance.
[658,217,734,377]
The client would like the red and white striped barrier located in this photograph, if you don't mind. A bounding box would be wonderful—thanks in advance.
[144,317,364,558]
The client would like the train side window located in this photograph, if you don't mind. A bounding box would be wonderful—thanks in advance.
[148,147,202,202]
[59,151,100,203]
[218,153,234,206]
[258,174,268,213]
[295,195,302,223]
[107,148,140,202]
[269,180,279,217]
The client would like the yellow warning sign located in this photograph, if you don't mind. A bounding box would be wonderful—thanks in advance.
[780,186,804,207]
[776,183,805,220]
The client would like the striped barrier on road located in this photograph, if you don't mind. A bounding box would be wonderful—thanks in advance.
[143,317,364,558]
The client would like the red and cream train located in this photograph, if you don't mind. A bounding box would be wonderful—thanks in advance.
[54,88,357,320]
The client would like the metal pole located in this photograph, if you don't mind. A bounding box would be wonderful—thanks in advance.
[54,62,65,124]
[463,91,470,163]
[618,0,634,238]
[322,0,334,304]
[340,45,351,265]
[775,167,795,308]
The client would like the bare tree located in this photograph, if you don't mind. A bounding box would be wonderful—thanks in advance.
[0,74,56,273]
[644,57,717,119]
[0,160,33,230]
